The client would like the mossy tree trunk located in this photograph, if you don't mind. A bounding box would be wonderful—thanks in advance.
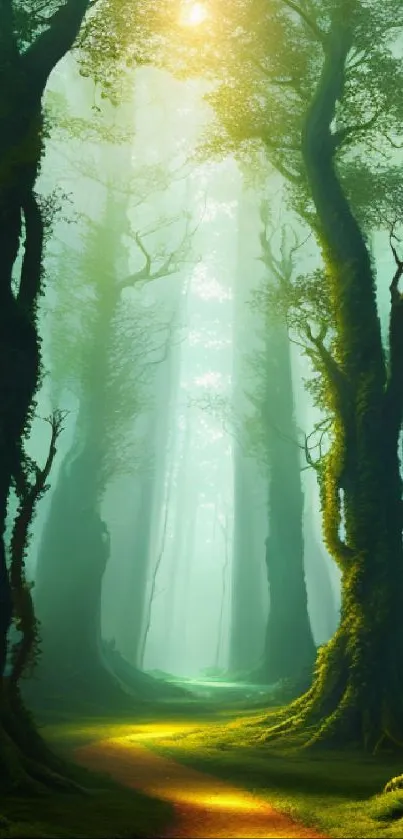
[0,0,93,788]
[265,11,403,750]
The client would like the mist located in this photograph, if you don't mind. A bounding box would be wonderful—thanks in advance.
[14,56,347,691]
[3,4,403,838]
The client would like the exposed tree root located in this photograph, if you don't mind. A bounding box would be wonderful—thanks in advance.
[22,754,89,794]
[0,722,43,793]
[0,685,92,794]
[254,629,403,754]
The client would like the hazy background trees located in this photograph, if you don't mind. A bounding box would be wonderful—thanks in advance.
[10,4,396,728]
[22,55,345,691]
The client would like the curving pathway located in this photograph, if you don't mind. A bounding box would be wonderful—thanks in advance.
[73,723,327,839]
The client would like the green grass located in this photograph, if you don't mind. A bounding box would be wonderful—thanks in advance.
[145,712,403,838]
[0,783,171,839]
[0,716,173,839]
[8,689,403,839]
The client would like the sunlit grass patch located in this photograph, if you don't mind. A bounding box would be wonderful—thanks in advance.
[148,707,283,752]
[43,718,133,748]
[43,716,209,753]
[147,716,403,838]
[36,709,403,838]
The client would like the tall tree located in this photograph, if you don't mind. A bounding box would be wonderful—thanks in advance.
[231,190,315,684]
[0,0,111,789]
[136,0,403,749]
[260,203,317,684]
[240,208,315,685]
[230,449,267,673]
[33,174,191,705]
[124,304,184,669]
[229,189,269,676]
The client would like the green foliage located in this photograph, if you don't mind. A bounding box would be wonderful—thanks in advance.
[123,1,403,225]
[10,2,67,50]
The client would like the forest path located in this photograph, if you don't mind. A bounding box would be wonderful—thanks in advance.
[73,722,326,838]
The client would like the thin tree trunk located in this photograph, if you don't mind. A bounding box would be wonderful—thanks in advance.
[262,321,316,683]
[229,440,267,674]
[215,512,231,669]
[163,415,192,655]
[128,470,157,665]
[139,454,175,668]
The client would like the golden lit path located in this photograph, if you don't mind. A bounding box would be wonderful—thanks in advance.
[73,723,327,838]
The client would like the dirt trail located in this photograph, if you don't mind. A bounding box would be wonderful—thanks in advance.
[73,726,327,839]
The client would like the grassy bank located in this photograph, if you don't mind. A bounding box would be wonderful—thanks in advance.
[0,782,171,839]
[6,692,403,839]
[0,715,173,839]
[145,711,403,838]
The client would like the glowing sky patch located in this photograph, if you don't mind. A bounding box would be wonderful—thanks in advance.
[180,2,208,27]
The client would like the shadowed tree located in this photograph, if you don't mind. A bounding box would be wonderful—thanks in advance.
[0,0,95,679]
[240,203,315,686]
[229,189,269,677]
[33,170,193,707]
[0,0,117,791]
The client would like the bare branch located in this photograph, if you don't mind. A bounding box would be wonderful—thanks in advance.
[9,410,67,686]
[280,0,326,44]
[305,322,348,401]
[332,110,381,149]
[384,221,403,428]
[389,221,403,302]
[119,209,198,290]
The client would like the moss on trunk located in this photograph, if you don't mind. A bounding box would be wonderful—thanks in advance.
[0,0,94,787]
[262,10,403,751]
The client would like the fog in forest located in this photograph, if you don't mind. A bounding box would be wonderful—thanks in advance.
[6,3,403,836]
[19,49,395,687]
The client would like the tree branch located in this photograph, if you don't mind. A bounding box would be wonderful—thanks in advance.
[9,410,67,687]
[22,0,92,92]
[119,212,197,289]
[0,0,19,65]
[304,322,348,402]
[332,110,381,149]
[280,0,326,44]
[384,223,403,430]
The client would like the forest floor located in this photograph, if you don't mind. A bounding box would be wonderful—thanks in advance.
[3,678,403,838]
[71,722,325,838]
[0,724,172,839]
